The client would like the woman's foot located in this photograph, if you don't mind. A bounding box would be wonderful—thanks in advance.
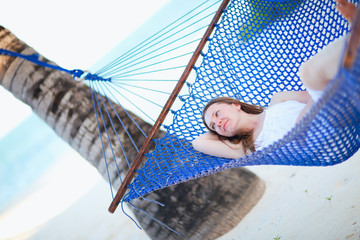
[336,0,357,22]
[341,1,360,68]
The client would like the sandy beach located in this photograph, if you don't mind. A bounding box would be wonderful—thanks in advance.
[221,151,360,240]
[0,145,359,240]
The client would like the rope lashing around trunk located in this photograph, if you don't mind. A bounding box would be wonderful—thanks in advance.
[0,49,111,82]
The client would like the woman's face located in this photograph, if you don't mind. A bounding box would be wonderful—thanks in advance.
[203,102,243,137]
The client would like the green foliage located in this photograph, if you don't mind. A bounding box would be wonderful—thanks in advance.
[238,0,304,42]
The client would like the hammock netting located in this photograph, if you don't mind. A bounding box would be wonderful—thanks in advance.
[121,0,360,202]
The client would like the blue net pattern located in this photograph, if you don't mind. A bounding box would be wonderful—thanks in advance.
[123,0,360,202]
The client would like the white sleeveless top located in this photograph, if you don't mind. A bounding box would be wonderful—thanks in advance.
[255,100,305,150]
[255,88,323,150]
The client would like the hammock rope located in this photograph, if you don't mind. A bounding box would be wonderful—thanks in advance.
[97,2,221,74]
[0,49,91,81]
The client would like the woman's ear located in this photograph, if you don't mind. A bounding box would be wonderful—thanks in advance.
[232,103,241,111]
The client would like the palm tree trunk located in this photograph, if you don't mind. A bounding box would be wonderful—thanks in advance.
[0,26,265,239]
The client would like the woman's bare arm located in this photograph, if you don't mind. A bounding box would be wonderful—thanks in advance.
[192,132,246,159]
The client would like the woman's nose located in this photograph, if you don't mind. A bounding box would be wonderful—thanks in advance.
[216,118,222,126]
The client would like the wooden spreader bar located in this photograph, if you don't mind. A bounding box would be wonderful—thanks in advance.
[108,0,230,214]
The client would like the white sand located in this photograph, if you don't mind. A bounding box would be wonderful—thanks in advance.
[221,151,360,240]
[0,148,359,240]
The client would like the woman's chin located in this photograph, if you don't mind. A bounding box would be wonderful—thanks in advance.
[223,130,235,137]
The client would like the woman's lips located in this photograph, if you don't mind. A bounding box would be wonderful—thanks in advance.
[223,120,228,131]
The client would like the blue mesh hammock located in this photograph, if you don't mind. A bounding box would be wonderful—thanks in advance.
[118,0,360,204]
[1,0,359,217]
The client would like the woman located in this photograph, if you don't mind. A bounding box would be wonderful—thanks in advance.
[192,0,358,159]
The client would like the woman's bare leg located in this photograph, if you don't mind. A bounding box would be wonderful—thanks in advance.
[298,0,357,91]
[298,36,347,91]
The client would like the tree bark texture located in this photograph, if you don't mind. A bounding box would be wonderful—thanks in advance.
[0,26,265,239]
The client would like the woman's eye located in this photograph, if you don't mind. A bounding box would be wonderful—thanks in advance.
[215,111,219,116]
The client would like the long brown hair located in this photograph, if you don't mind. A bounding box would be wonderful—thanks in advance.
[202,97,264,153]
